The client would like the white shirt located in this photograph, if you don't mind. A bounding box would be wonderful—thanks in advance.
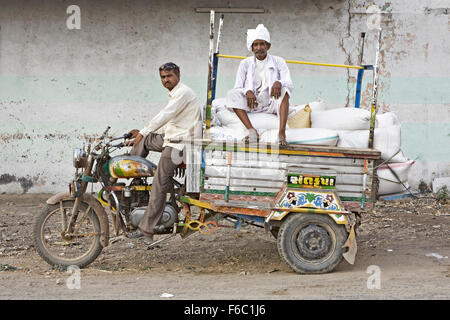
[139,82,202,151]
[233,54,294,100]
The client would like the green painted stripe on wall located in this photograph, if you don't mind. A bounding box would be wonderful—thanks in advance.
[1,76,450,105]
[401,122,450,161]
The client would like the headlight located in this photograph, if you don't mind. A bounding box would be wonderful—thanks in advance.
[73,148,87,168]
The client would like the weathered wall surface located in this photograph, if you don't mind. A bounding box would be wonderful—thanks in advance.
[0,0,449,193]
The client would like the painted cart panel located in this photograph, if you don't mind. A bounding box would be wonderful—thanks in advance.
[197,142,380,214]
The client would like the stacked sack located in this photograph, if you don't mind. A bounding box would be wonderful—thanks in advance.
[210,97,413,196]
[310,107,413,196]
[210,97,339,146]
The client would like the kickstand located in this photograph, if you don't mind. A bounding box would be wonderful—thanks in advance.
[110,235,127,244]
[146,233,177,249]
[146,223,179,249]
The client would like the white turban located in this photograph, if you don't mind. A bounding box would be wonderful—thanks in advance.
[246,24,270,52]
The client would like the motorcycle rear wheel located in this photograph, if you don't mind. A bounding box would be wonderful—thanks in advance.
[33,200,103,268]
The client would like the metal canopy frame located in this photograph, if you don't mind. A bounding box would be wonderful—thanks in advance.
[204,10,382,150]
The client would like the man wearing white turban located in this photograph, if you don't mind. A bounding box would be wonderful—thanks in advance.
[226,24,294,146]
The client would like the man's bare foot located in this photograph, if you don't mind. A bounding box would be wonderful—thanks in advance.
[278,132,288,146]
[243,128,259,143]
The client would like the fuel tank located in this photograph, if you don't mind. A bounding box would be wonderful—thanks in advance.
[106,155,157,179]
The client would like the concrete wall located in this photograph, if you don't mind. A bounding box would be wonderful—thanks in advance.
[0,0,449,193]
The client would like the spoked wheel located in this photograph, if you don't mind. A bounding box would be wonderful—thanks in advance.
[33,200,103,268]
[277,213,348,274]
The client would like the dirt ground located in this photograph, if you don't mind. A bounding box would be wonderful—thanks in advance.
[0,192,449,300]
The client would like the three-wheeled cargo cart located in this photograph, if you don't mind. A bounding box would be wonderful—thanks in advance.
[34,11,385,274]
[178,12,384,273]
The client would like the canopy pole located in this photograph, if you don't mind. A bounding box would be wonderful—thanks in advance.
[204,10,215,140]
[368,29,382,149]
[354,32,366,108]
[215,14,224,54]
[212,14,224,102]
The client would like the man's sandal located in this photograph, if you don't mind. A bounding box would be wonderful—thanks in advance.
[243,129,259,143]
[278,136,288,146]
[242,135,259,143]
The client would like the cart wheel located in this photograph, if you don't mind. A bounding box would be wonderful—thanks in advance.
[277,213,348,274]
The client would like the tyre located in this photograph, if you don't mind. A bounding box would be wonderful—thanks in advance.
[277,213,348,274]
[33,200,103,268]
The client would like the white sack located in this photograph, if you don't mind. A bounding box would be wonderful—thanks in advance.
[290,97,326,114]
[211,97,227,127]
[376,112,400,128]
[212,98,280,130]
[248,113,280,129]
[209,126,247,142]
[213,97,327,131]
[337,125,408,162]
[377,160,415,195]
[374,125,408,162]
[311,107,372,130]
[336,130,367,149]
[260,128,338,146]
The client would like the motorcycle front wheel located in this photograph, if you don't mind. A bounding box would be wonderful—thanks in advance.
[33,200,103,268]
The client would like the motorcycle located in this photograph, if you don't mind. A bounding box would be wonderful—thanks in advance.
[33,126,189,268]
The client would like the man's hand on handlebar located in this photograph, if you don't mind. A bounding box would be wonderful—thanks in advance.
[124,129,143,147]
[128,129,140,139]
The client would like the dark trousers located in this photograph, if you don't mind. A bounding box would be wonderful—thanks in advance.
[130,133,182,234]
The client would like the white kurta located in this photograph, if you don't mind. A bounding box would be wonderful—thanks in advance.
[254,56,271,108]
[226,54,294,114]
[139,82,202,151]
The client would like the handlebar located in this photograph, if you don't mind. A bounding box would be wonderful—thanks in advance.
[109,142,125,148]
[108,132,133,148]
[93,128,133,151]
[110,132,132,142]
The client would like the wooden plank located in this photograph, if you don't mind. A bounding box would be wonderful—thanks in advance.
[205,152,364,169]
[199,193,275,203]
[204,183,365,194]
[205,163,372,176]
[205,165,286,181]
[335,185,364,192]
[212,200,274,209]
[204,140,381,158]
[204,174,372,188]
[205,177,285,188]
[203,184,282,193]
[205,151,375,175]
[201,189,368,202]
[207,150,367,166]
[170,139,381,159]
[338,192,366,198]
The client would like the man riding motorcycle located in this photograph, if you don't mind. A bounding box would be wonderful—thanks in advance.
[125,62,202,241]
